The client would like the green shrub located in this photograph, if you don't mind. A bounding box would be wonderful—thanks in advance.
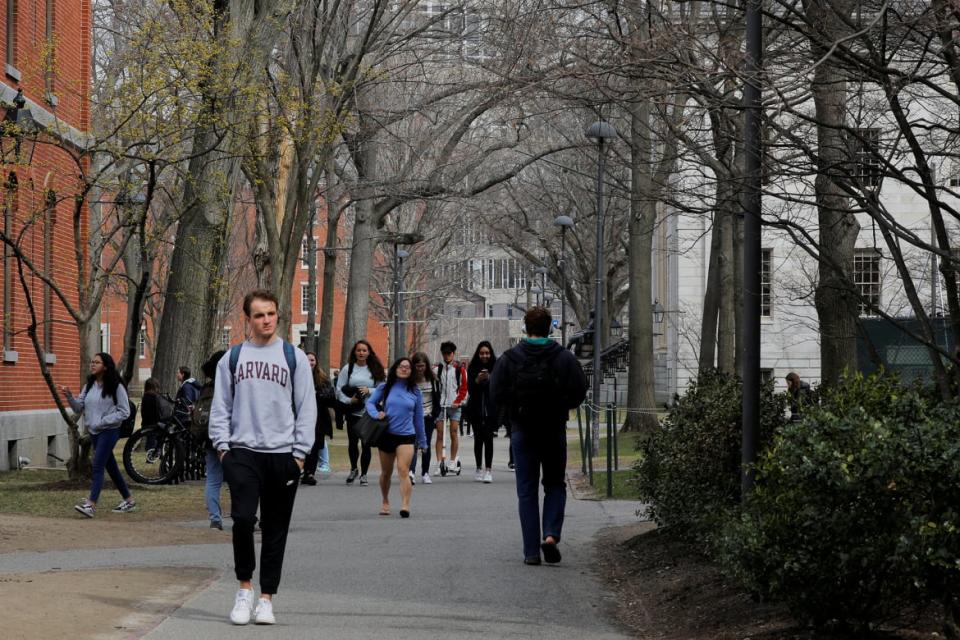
[634,369,787,544]
[720,373,960,635]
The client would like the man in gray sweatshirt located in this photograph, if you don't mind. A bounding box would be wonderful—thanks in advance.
[209,289,317,626]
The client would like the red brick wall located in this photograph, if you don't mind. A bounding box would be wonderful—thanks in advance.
[0,1,91,411]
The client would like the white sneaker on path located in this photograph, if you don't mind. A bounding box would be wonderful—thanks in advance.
[254,597,276,625]
[230,589,253,625]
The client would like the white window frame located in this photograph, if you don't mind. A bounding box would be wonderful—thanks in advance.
[853,248,882,317]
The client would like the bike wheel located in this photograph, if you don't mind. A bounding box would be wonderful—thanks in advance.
[123,428,184,484]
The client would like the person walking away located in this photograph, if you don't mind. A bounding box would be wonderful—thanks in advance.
[302,352,335,484]
[366,357,427,517]
[174,366,201,424]
[61,352,137,518]
[467,341,499,483]
[409,352,440,484]
[209,289,317,625]
[490,307,587,566]
[435,341,467,476]
[194,350,226,529]
[785,372,813,422]
[336,340,386,486]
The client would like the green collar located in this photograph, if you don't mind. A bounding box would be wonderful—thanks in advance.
[524,337,551,345]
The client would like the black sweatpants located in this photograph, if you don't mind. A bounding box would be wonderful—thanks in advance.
[222,448,300,594]
[346,413,372,474]
[473,414,495,469]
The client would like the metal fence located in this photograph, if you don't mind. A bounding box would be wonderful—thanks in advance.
[857,317,954,382]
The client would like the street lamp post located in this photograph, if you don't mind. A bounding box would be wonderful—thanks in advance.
[393,246,410,362]
[555,215,574,346]
[586,119,616,499]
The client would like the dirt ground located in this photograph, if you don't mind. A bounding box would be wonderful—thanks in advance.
[594,523,942,640]
[1,513,225,639]
[0,513,225,553]
[3,566,218,640]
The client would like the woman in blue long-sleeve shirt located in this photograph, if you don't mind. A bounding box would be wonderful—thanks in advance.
[366,357,427,518]
[60,352,136,518]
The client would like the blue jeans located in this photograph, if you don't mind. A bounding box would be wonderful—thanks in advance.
[511,427,567,560]
[318,439,330,468]
[205,449,223,524]
[89,429,131,503]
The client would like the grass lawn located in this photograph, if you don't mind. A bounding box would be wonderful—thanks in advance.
[589,470,638,500]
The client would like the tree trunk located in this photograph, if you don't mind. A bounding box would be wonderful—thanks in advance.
[341,135,379,364]
[806,0,860,386]
[717,196,737,373]
[318,199,343,370]
[625,101,660,432]
[699,217,722,371]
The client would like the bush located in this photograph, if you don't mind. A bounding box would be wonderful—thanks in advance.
[634,369,787,544]
[720,373,960,635]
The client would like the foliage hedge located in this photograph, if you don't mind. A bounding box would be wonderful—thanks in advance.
[634,369,787,544]
[635,370,960,636]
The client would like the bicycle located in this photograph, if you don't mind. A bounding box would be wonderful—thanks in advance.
[123,396,205,485]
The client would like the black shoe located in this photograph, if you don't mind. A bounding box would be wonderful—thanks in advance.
[541,541,562,564]
[399,509,410,518]
[210,521,223,530]
[524,556,542,566]
[301,473,317,486]
[346,469,359,484]
[508,461,515,470]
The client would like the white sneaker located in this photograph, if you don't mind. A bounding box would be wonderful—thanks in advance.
[483,469,493,483]
[230,588,254,625]
[474,468,484,482]
[421,472,432,484]
[454,458,462,476]
[409,470,416,485]
[254,597,275,625]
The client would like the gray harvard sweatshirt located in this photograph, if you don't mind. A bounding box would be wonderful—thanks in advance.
[208,339,317,459]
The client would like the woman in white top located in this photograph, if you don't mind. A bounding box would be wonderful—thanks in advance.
[335,340,386,485]
[60,352,136,518]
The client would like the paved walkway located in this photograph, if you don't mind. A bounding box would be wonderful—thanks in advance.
[0,432,637,638]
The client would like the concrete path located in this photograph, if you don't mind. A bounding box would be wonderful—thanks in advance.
[0,432,638,639]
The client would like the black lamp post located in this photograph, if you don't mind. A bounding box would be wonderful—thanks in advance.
[587,119,616,498]
[393,246,410,361]
[1,89,38,165]
[554,214,574,346]
[652,299,665,325]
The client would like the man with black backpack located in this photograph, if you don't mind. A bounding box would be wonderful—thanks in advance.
[490,306,587,566]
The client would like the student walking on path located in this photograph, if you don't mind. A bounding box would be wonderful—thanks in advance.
[490,307,587,566]
[209,289,317,625]
[466,341,499,484]
[366,357,428,518]
[302,352,335,484]
[409,352,440,484]
[61,352,136,518]
[336,340,385,486]
[196,350,226,530]
[435,341,467,476]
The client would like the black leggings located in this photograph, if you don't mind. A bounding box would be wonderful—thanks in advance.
[346,414,372,474]
[473,415,495,469]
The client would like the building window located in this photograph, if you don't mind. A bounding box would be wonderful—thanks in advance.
[853,248,882,316]
[301,284,314,314]
[760,368,774,384]
[221,327,231,346]
[100,323,111,353]
[3,173,17,353]
[5,0,17,72]
[851,128,882,188]
[761,248,772,317]
[43,0,55,95]
[138,327,146,359]
[43,191,55,351]
[300,236,316,268]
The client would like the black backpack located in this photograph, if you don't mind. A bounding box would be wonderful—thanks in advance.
[119,399,137,438]
[510,350,562,421]
[190,383,215,439]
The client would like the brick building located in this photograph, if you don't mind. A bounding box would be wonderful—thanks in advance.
[0,1,93,469]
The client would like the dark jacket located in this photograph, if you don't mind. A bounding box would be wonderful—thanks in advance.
[489,340,588,429]
[141,391,161,429]
[466,360,497,424]
[788,381,813,421]
[316,379,336,439]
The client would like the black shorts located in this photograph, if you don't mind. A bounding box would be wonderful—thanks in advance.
[377,432,416,453]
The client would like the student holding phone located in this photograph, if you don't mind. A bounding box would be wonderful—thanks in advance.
[466,341,499,483]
